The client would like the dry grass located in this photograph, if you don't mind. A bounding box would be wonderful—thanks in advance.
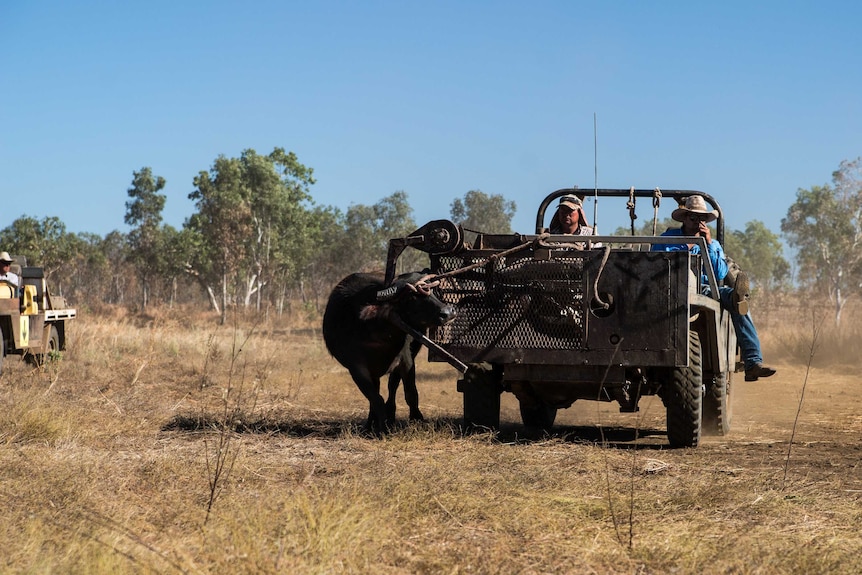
[1,301,861,574]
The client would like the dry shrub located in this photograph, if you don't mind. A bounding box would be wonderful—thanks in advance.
[0,303,861,574]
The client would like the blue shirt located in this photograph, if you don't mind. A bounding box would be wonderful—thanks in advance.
[653,227,728,284]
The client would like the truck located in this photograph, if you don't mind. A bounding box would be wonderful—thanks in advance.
[385,188,737,448]
[0,256,77,375]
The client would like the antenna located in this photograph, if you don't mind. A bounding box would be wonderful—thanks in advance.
[592,113,598,233]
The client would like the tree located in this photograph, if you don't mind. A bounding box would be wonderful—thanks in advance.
[0,215,80,285]
[187,154,249,320]
[62,232,119,305]
[331,191,420,275]
[99,230,132,305]
[124,167,167,311]
[723,221,790,293]
[450,190,517,237]
[613,217,678,237]
[186,148,316,322]
[781,157,862,325]
[297,205,343,312]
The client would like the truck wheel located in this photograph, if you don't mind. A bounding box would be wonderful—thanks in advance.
[459,363,503,430]
[519,401,557,432]
[662,331,703,448]
[703,370,732,436]
[26,325,60,367]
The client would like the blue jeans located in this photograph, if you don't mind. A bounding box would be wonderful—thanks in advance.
[714,286,762,370]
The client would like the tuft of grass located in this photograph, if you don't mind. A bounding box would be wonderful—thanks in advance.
[0,306,861,574]
[0,396,72,445]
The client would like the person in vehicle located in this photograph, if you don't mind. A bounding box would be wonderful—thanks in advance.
[548,194,601,248]
[653,195,776,382]
[0,251,19,288]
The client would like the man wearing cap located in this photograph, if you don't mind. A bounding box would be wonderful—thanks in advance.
[653,195,776,382]
[549,194,600,248]
[0,252,19,288]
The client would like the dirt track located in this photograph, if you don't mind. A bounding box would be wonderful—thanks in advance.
[400,358,862,488]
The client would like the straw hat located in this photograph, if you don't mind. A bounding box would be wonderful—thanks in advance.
[671,195,718,223]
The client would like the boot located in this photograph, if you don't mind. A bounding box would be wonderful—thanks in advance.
[745,363,776,381]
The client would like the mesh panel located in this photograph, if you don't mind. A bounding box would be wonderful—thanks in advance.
[434,254,587,350]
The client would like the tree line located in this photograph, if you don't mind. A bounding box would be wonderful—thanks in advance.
[2,149,860,325]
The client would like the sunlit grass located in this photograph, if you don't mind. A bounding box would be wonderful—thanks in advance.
[0,303,860,573]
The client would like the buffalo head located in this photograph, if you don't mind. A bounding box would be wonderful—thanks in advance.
[370,271,456,329]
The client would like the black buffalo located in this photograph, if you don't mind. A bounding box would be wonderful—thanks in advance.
[322,271,456,432]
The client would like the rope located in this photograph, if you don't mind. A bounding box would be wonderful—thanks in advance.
[592,245,612,310]
[430,234,549,282]
[652,187,663,236]
[427,232,611,312]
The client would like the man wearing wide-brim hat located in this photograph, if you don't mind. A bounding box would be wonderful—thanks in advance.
[653,195,776,382]
[0,251,19,288]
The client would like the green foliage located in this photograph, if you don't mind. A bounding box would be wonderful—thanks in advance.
[185,148,317,318]
[124,167,167,310]
[15,149,862,321]
[331,191,419,274]
[613,217,678,237]
[724,220,790,291]
[0,215,81,279]
[781,157,862,324]
[450,190,516,234]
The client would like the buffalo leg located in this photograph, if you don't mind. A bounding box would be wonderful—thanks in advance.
[403,339,424,420]
[401,365,423,421]
[389,339,423,421]
[386,372,401,422]
[349,368,387,433]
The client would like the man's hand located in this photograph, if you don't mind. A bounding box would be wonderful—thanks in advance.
[698,221,712,244]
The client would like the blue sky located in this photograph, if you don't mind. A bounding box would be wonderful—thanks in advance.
[2,1,860,240]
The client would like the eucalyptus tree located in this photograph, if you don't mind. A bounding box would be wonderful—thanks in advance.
[723,221,789,293]
[0,215,78,280]
[302,205,344,309]
[186,147,315,322]
[450,189,517,234]
[99,230,132,305]
[149,224,191,307]
[124,167,167,311]
[250,148,317,312]
[781,157,862,325]
[58,231,118,304]
[332,191,419,275]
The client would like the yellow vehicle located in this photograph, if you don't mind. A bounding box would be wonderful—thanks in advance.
[0,256,76,374]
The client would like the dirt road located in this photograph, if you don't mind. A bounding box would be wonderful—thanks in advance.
[406,358,862,487]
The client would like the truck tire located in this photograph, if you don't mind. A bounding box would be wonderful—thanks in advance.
[662,331,703,448]
[703,370,732,436]
[519,401,557,432]
[459,363,502,430]
[26,324,60,367]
